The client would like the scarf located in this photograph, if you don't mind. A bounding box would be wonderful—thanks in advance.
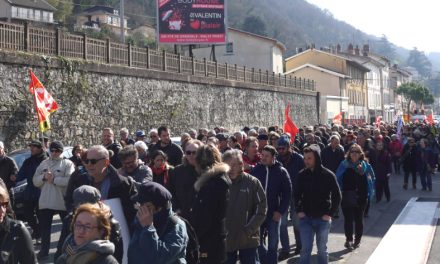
[151,164,169,186]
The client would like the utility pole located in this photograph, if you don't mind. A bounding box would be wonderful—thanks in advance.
[120,0,125,43]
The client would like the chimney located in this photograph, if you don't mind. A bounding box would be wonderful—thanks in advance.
[348,43,354,54]
[311,43,315,49]
[355,45,360,56]
[298,47,303,53]
[362,44,370,56]
[336,44,341,53]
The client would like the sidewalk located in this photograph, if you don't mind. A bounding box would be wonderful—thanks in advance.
[280,171,440,263]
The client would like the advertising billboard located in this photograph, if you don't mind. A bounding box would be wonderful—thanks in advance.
[157,0,227,44]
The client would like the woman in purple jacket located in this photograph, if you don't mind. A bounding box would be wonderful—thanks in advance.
[370,140,392,202]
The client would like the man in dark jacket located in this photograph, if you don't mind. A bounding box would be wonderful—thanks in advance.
[16,140,47,241]
[0,141,18,190]
[277,136,304,259]
[149,126,184,167]
[118,145,153,189]
[102,128,123,169]
[169,140,203,219]
[251,145,292,264]
[223,149,267,264]
[321,135,345,174]
[295,144,341,264]
[85,145,137,225]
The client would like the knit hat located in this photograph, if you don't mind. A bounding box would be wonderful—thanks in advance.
[73,185,101,208]
[216,133,229,141]
[277,135,290,147]
[49,141,64,152]
[132,182,172,208]
[136,130,146,137]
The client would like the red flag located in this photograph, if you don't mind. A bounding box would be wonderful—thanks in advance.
[29,70,59,132]
[375,116,382,128]
[333,112,342,124]
[427,114,434,125]
[284,104,299,143]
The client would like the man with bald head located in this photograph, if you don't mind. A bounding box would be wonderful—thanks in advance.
[84,145,137,224]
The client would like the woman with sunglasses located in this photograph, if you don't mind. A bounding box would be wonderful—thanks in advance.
[335,144,375,250]
[149,150,174,190]
[56,203,118,264]
[0,183,37,263]
[33,141,76,260]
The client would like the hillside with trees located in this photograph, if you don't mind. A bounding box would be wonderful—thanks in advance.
[53,0,439,72]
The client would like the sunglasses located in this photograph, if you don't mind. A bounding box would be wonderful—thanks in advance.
[350,151,361,154]
[0,202,8,208]
[85,158,105,165]
[185,150,197,156]
[51,149,62,153]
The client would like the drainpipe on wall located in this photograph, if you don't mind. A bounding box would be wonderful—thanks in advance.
[316,92,321,124]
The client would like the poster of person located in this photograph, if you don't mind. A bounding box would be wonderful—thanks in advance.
[157,0,227,44]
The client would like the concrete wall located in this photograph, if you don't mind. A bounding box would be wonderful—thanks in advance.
[0,51,318,151]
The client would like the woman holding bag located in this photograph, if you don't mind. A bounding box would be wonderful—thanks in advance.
[336,144,375,250]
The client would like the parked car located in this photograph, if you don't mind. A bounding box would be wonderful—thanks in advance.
[9,147,73,220]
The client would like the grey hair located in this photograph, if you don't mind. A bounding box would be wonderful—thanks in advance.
[149,129,158,134]
[258,127,268,135]
[120,127,129,134]
[0,141,3,149]
[222,149,243,163]
[134,141,148,152]
[89,145,109,159]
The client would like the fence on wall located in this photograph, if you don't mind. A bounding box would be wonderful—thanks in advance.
[0,21,316,91]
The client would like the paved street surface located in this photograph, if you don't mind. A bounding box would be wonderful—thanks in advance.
[33,170,440,264]
[280,171,440,264]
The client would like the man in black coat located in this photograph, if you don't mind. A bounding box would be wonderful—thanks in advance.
[149,126,184,167]
[102,128,123,169]
[295,144,341,264]
[0,141,18,190]
[16,140,47,240]
[169,140,202,219]
[321,135,345,173]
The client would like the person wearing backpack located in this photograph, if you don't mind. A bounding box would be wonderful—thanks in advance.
[128,181,189,264]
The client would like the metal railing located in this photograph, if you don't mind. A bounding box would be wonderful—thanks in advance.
[0,21,316,91]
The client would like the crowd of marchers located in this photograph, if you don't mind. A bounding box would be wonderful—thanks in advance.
[0,121,438,264]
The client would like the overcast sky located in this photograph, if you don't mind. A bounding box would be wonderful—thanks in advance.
[306,0,440,53]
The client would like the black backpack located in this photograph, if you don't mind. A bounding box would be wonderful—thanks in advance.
[163,215,200,264]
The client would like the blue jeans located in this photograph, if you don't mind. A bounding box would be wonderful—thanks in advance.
[420,168,432,190]
[298,216,331,264]
[280,201,301,253]
[224,247,259,264]
[258,219,280,264]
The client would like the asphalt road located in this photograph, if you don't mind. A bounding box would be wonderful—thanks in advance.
[280,170,440,264]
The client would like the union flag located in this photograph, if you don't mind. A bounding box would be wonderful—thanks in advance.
[29,70,59,132]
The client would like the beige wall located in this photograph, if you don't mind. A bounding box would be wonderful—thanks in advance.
[286,50,347,74]
[286,66,346,123]
[191,30,284,74]
[286,66,341,97]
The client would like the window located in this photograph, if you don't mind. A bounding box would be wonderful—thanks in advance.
[34,10,41,21]
[226,42,233,54]
[18,7,27,19]
[11,6,17,17]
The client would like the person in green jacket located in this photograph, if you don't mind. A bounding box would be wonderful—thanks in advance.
[223,149,267,264]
